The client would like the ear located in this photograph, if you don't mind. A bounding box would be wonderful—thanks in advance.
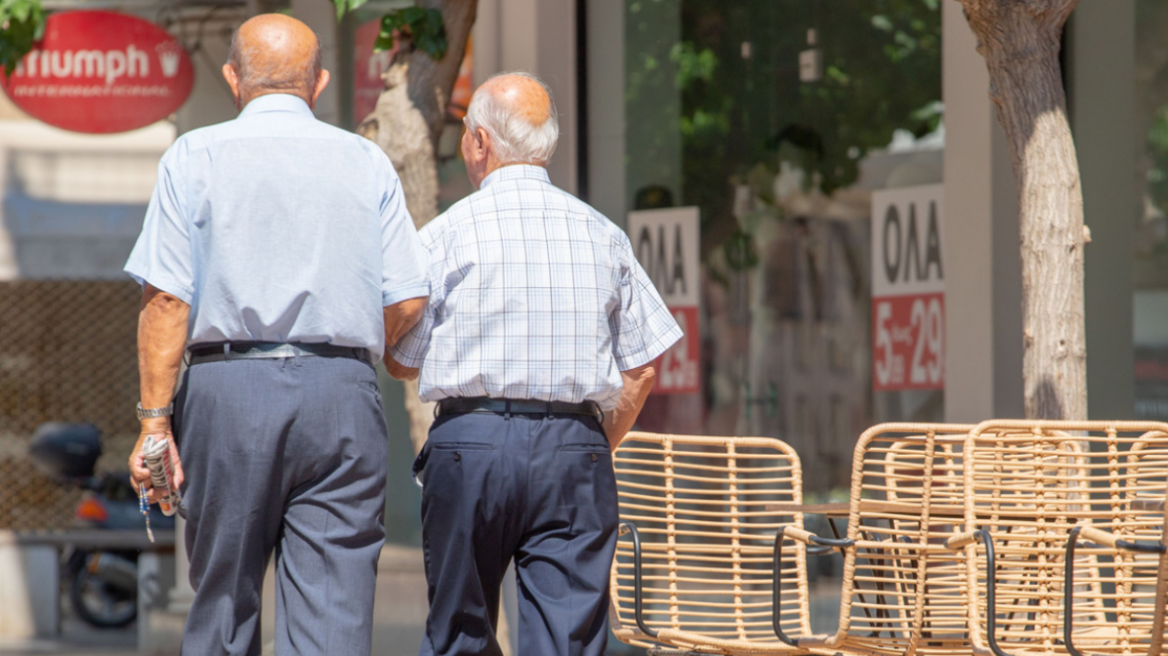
[222,63,241,104]
[311,69,331,108]
[472,127,492,161]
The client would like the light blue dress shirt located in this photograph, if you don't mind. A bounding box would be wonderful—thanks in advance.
[391,165,682,410]
[125,94,429,359]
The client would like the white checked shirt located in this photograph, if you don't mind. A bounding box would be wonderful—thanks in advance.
[391,165,683,410]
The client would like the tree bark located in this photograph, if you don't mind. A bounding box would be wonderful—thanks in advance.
[358,0,477,454]
[956,0,1087,420]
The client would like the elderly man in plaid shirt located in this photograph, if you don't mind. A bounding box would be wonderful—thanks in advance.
[387,72,682,656]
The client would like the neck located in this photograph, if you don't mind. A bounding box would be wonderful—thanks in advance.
[239,89,312,110]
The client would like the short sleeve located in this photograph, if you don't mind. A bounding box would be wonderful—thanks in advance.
[124,157,194,303]
[609,245,684,371]
[389,228,443,368]
[379,160,430,306]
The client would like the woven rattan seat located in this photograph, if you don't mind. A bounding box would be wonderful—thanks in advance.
[609,432,813,655]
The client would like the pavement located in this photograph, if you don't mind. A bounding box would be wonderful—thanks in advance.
[0,547,844,656]
[0,545,429,656]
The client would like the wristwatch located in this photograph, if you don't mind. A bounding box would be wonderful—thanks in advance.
[137,402,173,420]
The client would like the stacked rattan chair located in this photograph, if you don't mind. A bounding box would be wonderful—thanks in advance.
[775,423,977,656]
[945,420,1168,656]
[608,432,813,655]
[608,421,1168,656]
[1060,426,1168,656]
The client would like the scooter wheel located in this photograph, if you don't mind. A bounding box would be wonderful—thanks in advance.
[70,559,137,629]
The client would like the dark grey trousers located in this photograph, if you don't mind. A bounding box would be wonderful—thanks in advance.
[415,411,618,656]
[173,355,388,656]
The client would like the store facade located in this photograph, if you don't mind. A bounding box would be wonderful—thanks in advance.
[0,0,1155,508]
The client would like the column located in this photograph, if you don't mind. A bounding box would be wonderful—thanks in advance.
[941,1,1024,422]
[487,0,578,193]
[585,0,626,224]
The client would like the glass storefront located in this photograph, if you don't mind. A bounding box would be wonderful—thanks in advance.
[600,0,943,491]
[1134,0,1168,420]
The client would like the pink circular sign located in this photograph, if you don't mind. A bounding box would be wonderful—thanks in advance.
[1,10,195,134]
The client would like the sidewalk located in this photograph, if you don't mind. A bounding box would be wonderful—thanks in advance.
[0,547,844,656]
[0,545,429,656]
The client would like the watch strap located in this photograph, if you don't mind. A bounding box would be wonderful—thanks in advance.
[137,402,173,420]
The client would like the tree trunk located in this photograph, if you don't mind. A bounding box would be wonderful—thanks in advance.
[956,0,1087,420]
[358,0,477,454]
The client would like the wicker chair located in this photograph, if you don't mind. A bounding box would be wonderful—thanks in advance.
[945,420,1168,656]
[608,432,813,655]
[1061,428,1168,656]
[776,423,977,656]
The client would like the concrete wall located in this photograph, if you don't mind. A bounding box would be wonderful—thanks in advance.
[474,0,578,194]
[941,0,1024,421]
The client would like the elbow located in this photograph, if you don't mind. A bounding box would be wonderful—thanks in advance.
[640,365,656,384]
[641,366,656,395]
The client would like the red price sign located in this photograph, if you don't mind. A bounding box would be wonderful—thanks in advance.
[653,306,700,394]
[872,294,944,391]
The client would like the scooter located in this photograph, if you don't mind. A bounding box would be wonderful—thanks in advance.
[29,422,175,629]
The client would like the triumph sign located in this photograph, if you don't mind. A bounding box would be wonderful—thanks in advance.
[1,11,194,133]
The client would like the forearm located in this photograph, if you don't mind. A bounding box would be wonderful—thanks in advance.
[602,363,656,449]
[383,296,427,379]
[131,285,190,497]
[384,296,428,348]
[138,285,190,430]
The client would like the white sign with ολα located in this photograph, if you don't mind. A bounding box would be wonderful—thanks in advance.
[870,185,945,391]
[628,207,701,395]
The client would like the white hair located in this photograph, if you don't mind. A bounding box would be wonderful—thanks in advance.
[465,72,559,165]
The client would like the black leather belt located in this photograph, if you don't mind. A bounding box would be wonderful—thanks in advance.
[187,342,367,365]
[437,397,603,423]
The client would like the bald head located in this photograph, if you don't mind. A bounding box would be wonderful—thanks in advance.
[465,72,558,167]
[226,14,323,107]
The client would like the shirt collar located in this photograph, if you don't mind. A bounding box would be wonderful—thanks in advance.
[480,164,550,189]
[239,94,315,118]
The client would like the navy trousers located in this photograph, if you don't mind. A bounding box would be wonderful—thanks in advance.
[415,411,619,656]
[174,355,389,656]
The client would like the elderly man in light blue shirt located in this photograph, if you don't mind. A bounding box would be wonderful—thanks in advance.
[123,15,427,656]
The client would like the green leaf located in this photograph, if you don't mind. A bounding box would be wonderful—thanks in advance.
[0,0,46,76]
[373,6,446,60]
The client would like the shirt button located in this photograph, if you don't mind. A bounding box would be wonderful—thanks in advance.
[591,453,598,463]
[454,452,462,462]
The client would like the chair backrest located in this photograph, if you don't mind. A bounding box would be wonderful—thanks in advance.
[1127,432,1168,656]
[961,420,1168,656]
[816,423,975,656]
[609,432,810,648]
